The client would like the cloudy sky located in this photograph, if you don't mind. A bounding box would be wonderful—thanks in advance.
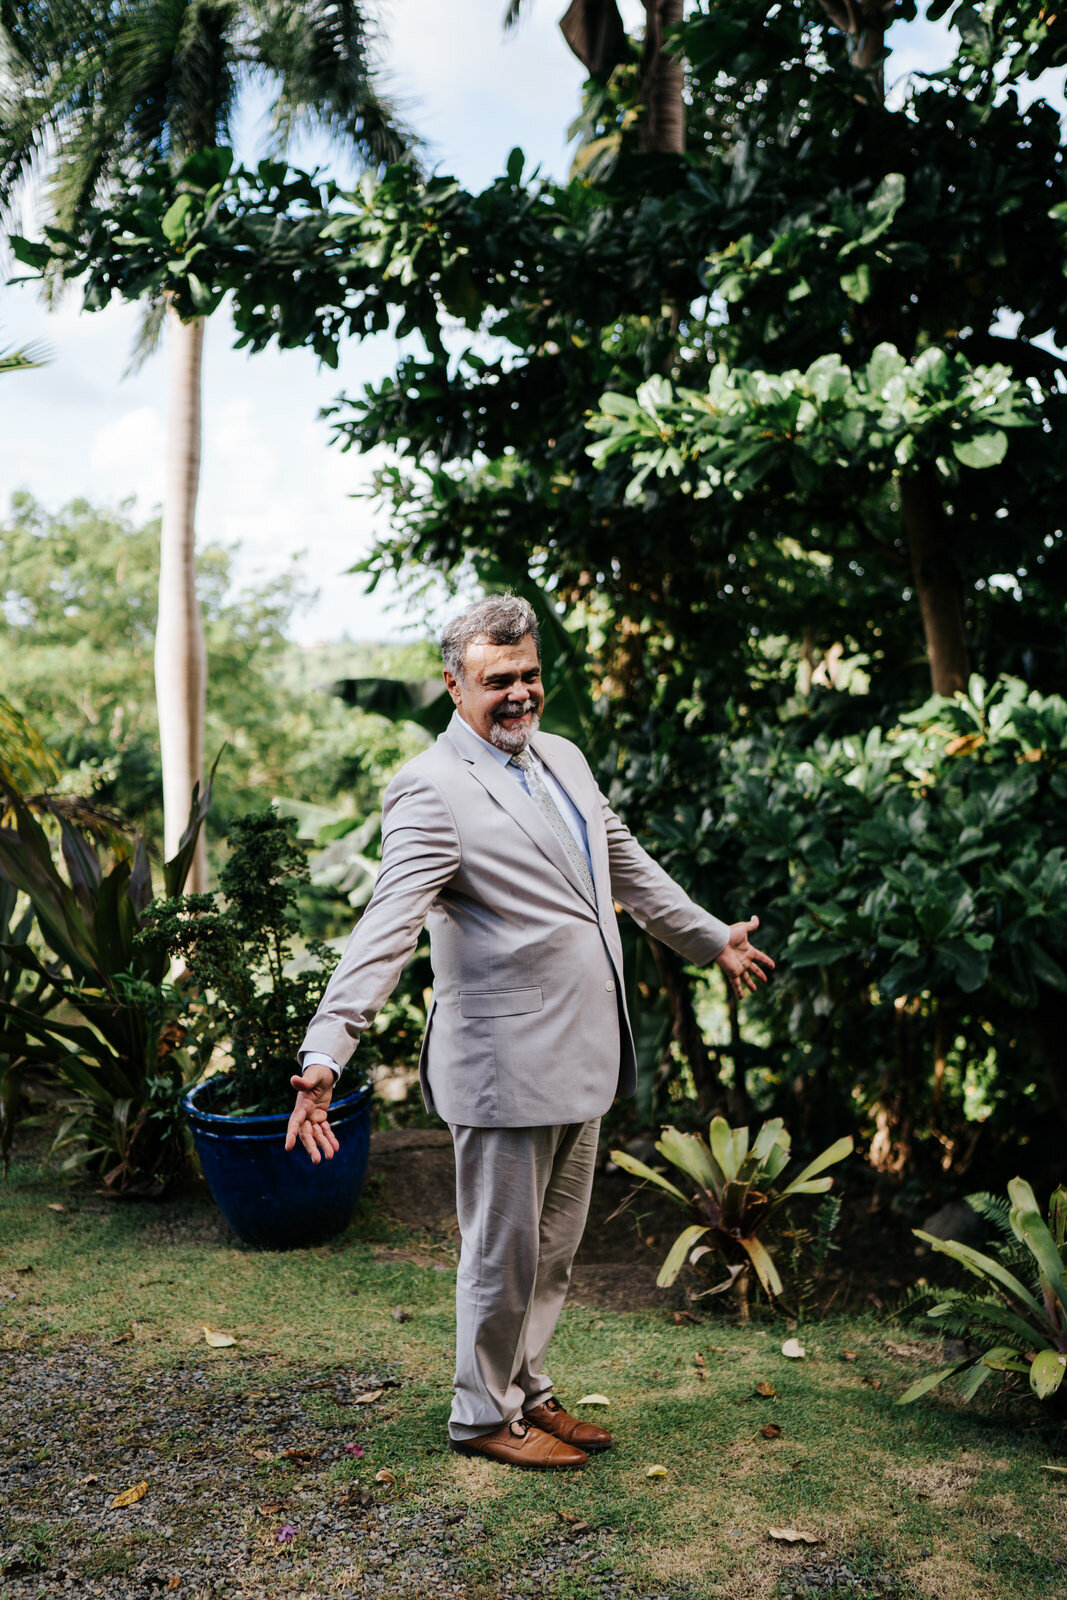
[0,4,1011,642]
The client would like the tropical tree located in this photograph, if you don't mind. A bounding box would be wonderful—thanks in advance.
[0,0,408,887]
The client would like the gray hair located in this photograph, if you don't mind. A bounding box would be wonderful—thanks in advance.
[440,595,540,682]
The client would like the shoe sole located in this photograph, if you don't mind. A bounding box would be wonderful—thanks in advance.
[448,1440,586,1469]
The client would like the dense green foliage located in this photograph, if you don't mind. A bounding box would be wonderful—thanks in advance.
[901,1177,1067,1407]
[141,807,362,1117]
[7,3,1067,1184]
[0,493,431,836]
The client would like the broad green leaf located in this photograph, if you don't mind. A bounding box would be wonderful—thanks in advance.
[751,1118,787,1164]
[912,1230,1046,1320]
[655,1128,723,1195]
[840,263,871,302]
[1029,1350,1066,1399]
[161,194,193,242]
[609,1149,689,1207]
[981,1348,1030,1374]
[708,1116,738,1181]
[655,1224,710,1288]
[953,430,1008,470]
[787,1178,835,1195]
[782,1135,853,1194]
[896,1360,975,1404]
[956,1361,994,1401]
[1007,1178,1067,1314]
[739,1233,782,1297]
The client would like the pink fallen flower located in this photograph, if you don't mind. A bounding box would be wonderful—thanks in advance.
[276,1524,297,1544]
[344,1442,365,1458]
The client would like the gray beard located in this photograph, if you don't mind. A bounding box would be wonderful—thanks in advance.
[488,705,540,755]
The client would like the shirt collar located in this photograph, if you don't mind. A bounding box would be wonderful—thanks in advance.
[450,710,538,769]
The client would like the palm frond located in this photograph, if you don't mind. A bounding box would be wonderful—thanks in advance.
[503,1,528,27]
[0,334,49,373]
[247,0,414,167]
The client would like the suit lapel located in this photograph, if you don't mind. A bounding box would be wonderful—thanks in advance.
[445,720,597,909]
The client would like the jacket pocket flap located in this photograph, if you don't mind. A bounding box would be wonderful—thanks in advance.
[459,986,543,1019]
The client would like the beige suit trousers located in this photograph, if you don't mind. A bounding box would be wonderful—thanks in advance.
[447,1118,600,1441]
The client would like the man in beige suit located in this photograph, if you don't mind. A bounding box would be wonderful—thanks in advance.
[286,596,773,1469]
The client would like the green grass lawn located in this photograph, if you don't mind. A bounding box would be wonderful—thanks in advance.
[0,1151,1064,1600]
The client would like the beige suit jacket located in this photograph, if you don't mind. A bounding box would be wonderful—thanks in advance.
[298,713,731,1127]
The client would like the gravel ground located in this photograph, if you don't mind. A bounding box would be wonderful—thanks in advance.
[0,1345,682,1600]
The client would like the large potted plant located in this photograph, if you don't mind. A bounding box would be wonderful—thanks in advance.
[144,808,374,1248]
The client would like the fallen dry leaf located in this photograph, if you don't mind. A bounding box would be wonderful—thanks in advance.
[110,1481,148,1509]
[755,1381,776,1398]
[557,1510,582,1524]
[646,1464,668,1478]
[568,1520,592,1536]
[202,1326,235,1349]
[252,1449,274,1462]
[257,1503,285,1517]
[1041,1465,1067,1476]
[354,1388,385,1406]
[167,1578,181,1593]
[672,1310,699,1325]
[769,1527,823,1544]
[863,1375,882,1391]
[575,1393,610,1406]
[842,1349,858,1362]
[280,1447,321,1462]
[761,1424,783,1440]
[81,1474,99,1486]
[46,1203,70,1214]
[375,1468,396,1485]
[781,1339,806,1360]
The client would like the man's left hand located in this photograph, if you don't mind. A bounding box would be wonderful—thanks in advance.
[715,915,775,999]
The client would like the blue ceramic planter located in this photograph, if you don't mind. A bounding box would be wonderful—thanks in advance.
[183,1079,372,1250]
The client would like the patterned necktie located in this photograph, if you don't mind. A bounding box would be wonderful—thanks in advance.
[509,749,596,903]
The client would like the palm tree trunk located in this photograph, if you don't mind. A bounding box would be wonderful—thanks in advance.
[155,306,207,891]
[639,0,686,154]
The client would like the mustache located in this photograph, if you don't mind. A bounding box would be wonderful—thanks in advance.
[493,699,537,720]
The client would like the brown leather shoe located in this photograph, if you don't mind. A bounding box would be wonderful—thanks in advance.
[450,1417,587,1470]
[523,1395,613,1452]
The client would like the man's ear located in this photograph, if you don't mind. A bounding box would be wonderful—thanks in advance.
[443,667,462,707]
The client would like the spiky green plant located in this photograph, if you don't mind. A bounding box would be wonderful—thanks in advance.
[899,1177,1067,1407]
[611,1117,852,1314]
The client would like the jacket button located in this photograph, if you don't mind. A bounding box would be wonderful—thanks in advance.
[604,980,615,992]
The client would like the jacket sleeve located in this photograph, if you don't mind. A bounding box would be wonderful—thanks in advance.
[297,770,461,1070]
[601,791,731,965]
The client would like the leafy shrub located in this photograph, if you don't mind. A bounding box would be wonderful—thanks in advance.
[142,808,369,1117]
[611,1117,852,1318]
[899,1177,1067,1406]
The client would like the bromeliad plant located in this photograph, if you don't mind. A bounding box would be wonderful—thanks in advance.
[0,777,216,1193]
[611,1117,853,1318]
[899,1178,1067,1408]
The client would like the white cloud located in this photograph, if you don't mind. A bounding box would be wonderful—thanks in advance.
[89,406,167,507]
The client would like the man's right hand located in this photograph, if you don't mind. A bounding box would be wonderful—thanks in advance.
[285,1062,339,1164]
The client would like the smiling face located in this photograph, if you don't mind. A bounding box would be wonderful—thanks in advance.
[444,633,545,754]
